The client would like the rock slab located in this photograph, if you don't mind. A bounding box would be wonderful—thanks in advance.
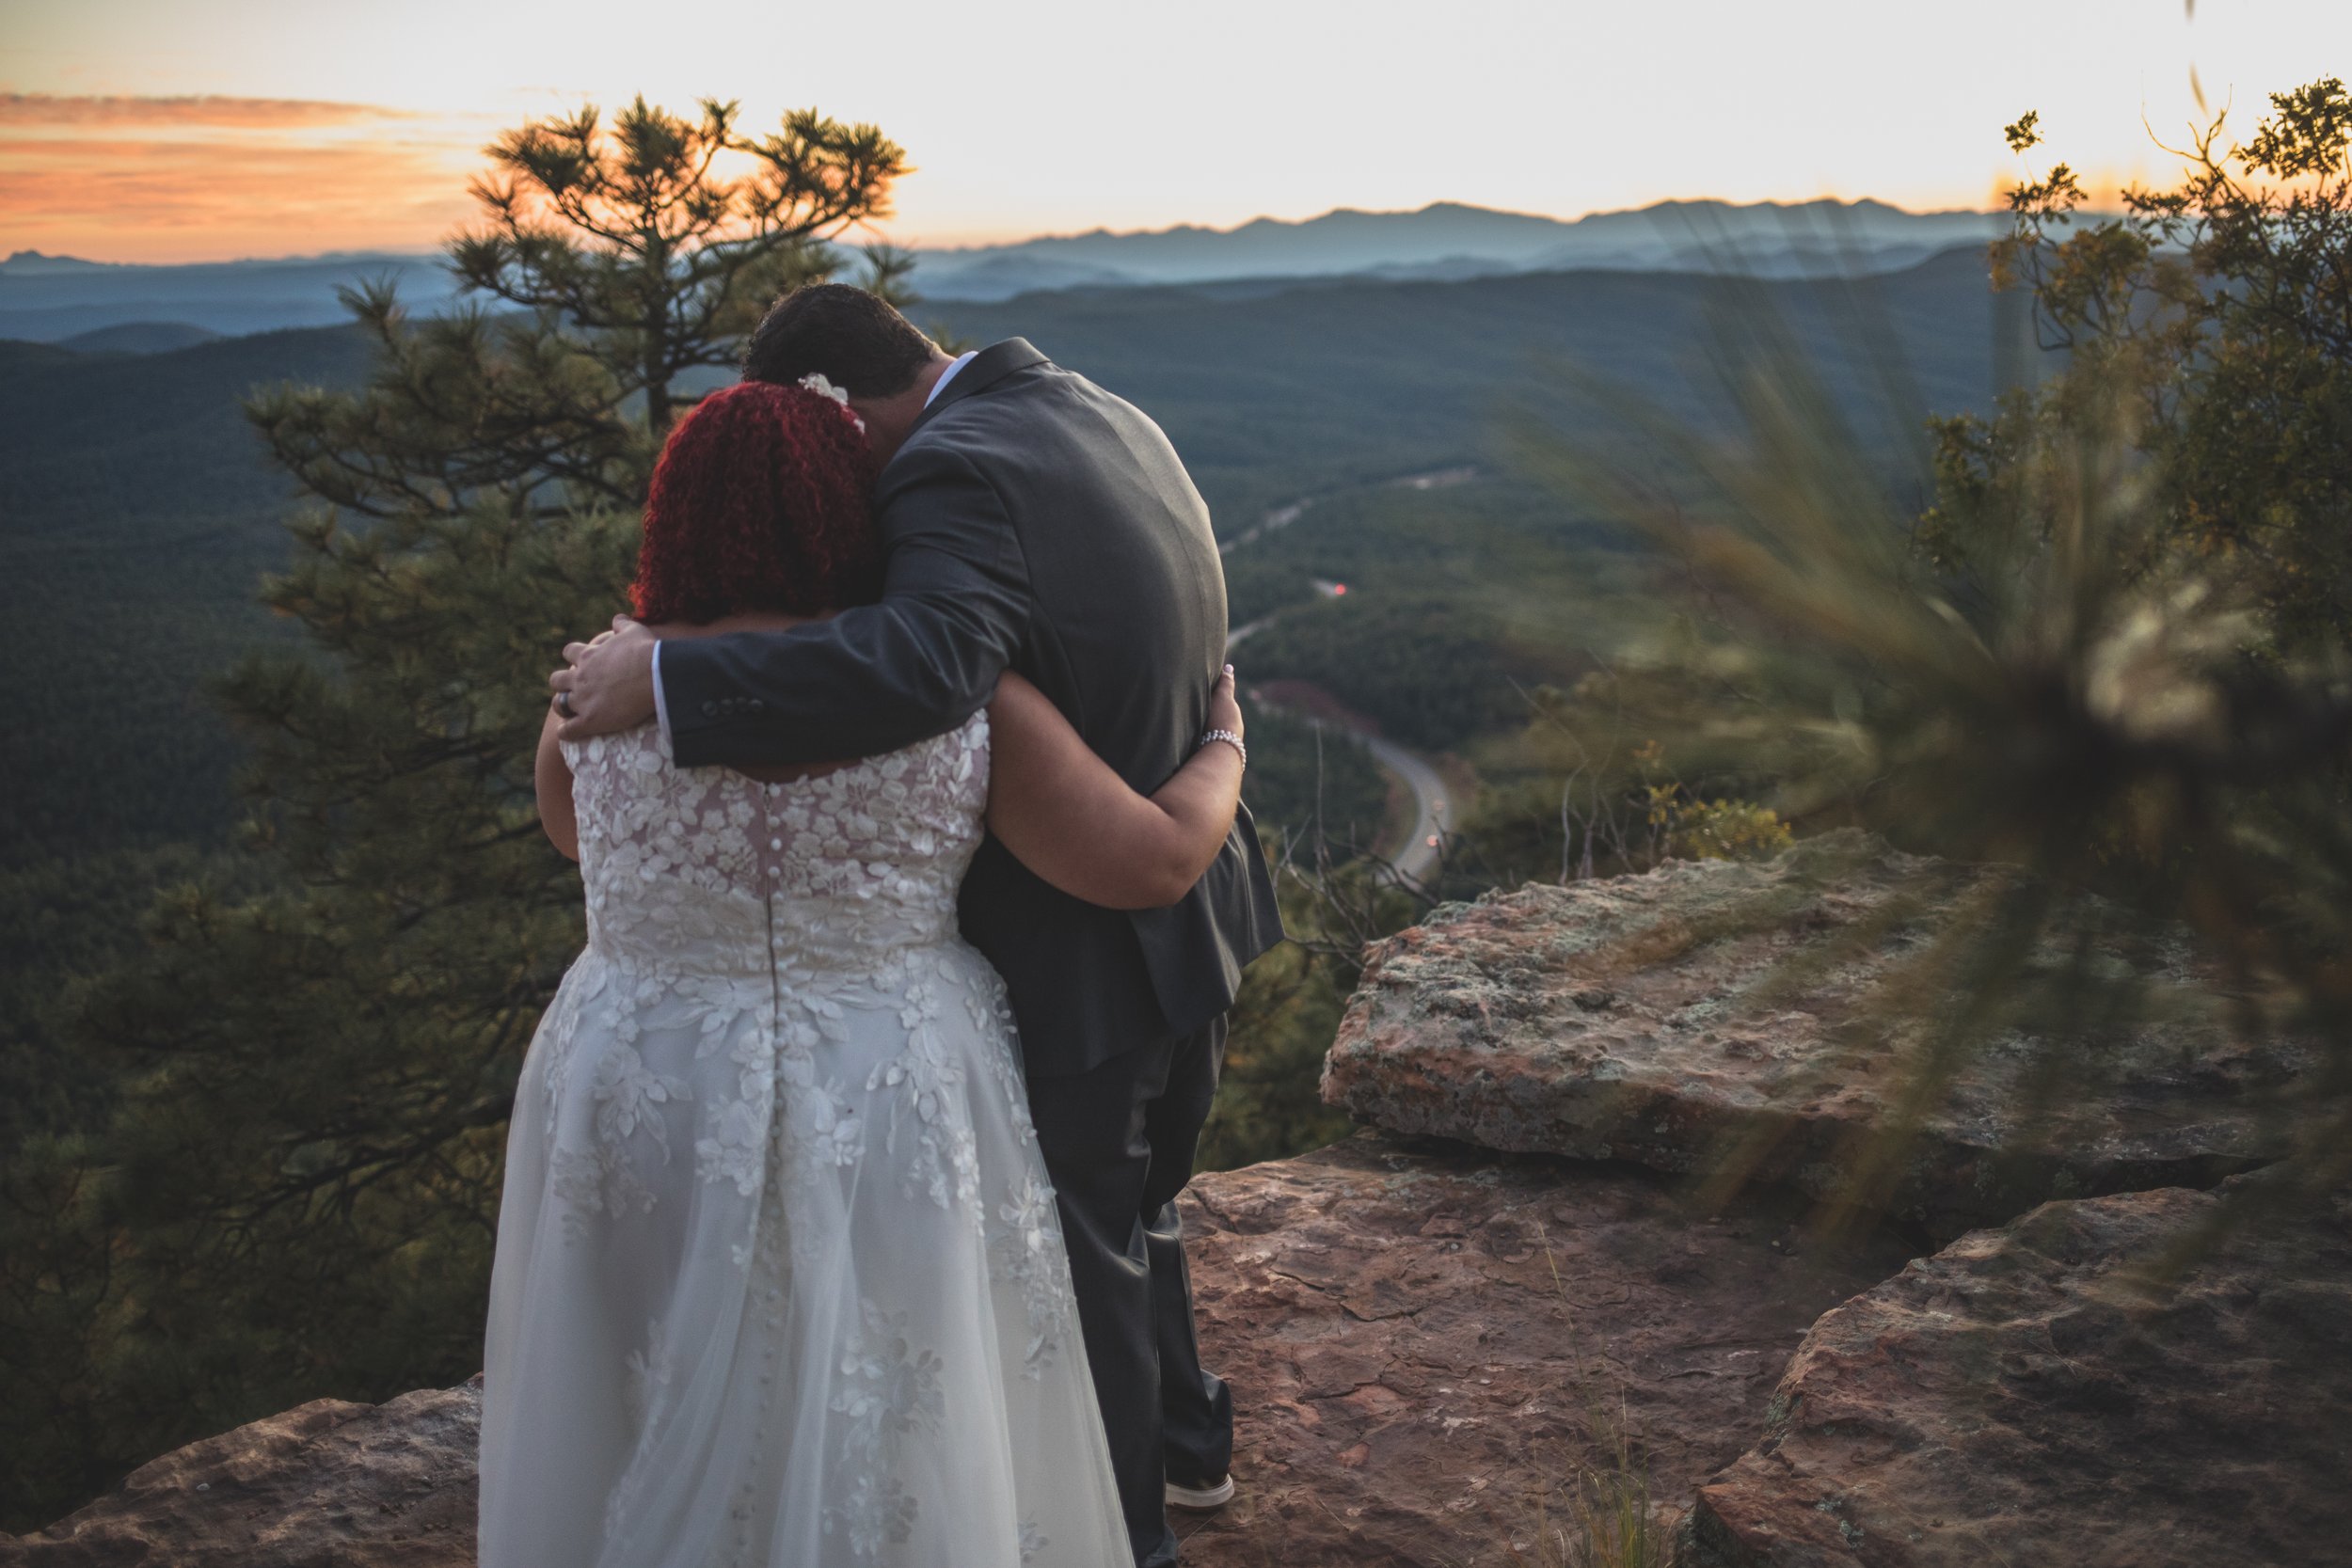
[1683,1184,2352,1568]
[0,1381,480,1566]
[1171,1132,1915,1568]
[1324,832,2294,1237]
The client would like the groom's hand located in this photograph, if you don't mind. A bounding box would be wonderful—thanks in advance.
[552,616,659,740]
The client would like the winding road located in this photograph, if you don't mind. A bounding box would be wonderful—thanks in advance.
[1359,734,1453,883]
[1221,469,1474,882]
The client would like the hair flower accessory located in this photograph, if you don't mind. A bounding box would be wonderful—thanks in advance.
[796,371,865,433]
[797,372,850,406]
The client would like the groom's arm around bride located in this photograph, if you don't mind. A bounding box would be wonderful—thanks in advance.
[557,284,1281,1065]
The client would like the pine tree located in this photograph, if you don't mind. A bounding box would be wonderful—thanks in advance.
[32,97,908,1492]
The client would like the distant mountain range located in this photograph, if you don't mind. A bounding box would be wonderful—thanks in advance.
[0,198,2010,341]
[909,198,2010,301]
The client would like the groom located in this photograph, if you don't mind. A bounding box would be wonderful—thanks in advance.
[554,284,1282,1566]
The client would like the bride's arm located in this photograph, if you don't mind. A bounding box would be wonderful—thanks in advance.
[535,708,581,862]
[986,669,1246,911]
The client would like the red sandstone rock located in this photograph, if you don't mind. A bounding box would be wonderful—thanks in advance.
[1324,833,2296,1238]
[1171,1132,1915,1568]
[4,1135,1915,1568]
[1681,1183,2352,1568]
[0,1381,480,1566]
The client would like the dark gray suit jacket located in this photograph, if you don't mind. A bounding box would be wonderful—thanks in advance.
[660,339,1284,1077]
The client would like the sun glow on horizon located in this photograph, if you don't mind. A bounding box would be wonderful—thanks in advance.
[1,0,2344,264]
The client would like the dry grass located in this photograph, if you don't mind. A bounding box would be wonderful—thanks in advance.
[1512,1419,1675,1568]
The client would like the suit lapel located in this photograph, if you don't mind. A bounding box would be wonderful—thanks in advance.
[905,338,1049,441]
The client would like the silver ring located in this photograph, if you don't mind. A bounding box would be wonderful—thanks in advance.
[555,690,575,718]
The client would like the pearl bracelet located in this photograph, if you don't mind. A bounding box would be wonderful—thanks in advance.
[1199,728,1247,769]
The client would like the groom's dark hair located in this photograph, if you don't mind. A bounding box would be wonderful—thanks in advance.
[741,283,941,397]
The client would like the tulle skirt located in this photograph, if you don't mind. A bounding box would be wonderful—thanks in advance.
[479,940,1131,1568]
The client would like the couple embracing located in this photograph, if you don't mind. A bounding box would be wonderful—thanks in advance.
[478,284,1284,1568]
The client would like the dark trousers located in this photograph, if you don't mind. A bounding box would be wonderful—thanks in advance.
[1025,1019,1233,1568]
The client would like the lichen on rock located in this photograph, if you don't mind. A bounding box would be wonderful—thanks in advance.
[1324,832,2300,1237]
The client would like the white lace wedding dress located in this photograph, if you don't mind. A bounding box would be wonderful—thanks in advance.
[479,712,1131,1568]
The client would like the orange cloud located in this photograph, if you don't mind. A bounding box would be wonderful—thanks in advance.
[1,138,465,210]
[0,126,482,261]
[0,93,429,129]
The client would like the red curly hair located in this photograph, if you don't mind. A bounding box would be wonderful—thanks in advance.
[630,381,882,625]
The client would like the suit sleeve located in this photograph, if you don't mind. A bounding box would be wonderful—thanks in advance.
[659,445,1031,768]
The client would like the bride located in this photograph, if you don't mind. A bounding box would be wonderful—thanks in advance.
[479,377,1248,1568]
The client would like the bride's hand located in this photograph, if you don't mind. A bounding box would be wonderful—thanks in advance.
[1207,664,1243,743]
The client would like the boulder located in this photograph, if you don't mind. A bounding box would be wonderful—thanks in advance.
[1682,1183,2352,1568]
[0,1381,480,1567]
[1171,1132,1915,1568]
[1324,832,2294,1238]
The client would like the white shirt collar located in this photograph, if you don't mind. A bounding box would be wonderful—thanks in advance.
[923,350,979,409]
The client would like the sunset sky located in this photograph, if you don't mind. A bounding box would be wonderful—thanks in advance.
[2,0,2344,263]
